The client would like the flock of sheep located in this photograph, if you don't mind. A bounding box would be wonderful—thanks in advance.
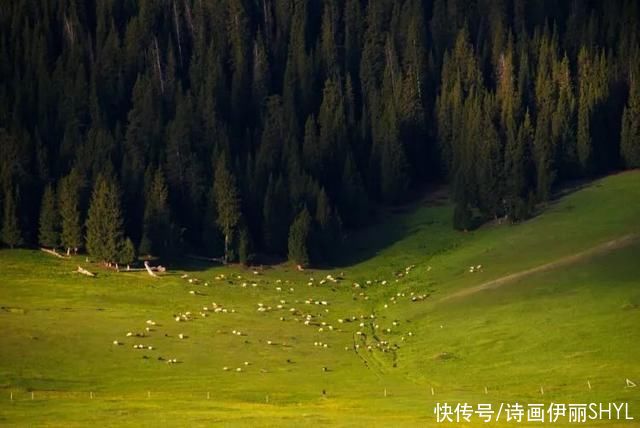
[111,261,484,374]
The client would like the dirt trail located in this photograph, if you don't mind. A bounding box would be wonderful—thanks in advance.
[440,233,639,302]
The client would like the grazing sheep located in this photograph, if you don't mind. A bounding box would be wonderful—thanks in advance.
[113,340,121,345]
[223,366,229,371]
[236,367,242,372]
[126,332,133,337]
[178,333,185,339]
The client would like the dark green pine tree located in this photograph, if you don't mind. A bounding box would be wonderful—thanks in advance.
[314,188,342,262]
[339,151,369,228]
[621,73,640,168]
[203,184,224,257]
[318,77,347,190]
[576,48,608,174]
[505,110,534,221]
[139,168,173,258]
[302,114,322,178]
[38,184,60,248]
[262,175,290,255]
[237,225,252,266]
[452,92,482,231]
[378,101,410,204]
[117,237,136,268]
[58,169,84,255]
[2,186,23,248]
[213,156,241,263]
[288,206,312,267]
[476,93,503,218]
[85,174,125,264]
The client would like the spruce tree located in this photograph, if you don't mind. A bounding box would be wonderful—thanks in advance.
[314,188,342,261]
[38,184,59,248]
[140,168,173,258]
[505,111,534,221]
[213,157,241,263]
[117,237,136,268]
[378,102,410,204]
[238,226,252,265]
[1,186,23,248]
[621,74,640,168]
[58,169,83,255]
[262,175,289,255]
[203,185,224,257]
[85,174,125,264]
[288,206,312,267]
[339,152,369,228]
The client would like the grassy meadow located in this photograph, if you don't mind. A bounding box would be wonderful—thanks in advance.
[0,171,639,426]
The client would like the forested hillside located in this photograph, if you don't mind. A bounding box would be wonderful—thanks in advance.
[0,0,639,265]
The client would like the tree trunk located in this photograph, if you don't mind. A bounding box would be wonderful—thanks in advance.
[224,233,229,264]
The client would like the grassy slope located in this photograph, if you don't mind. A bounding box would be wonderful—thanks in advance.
[0,171,639,426]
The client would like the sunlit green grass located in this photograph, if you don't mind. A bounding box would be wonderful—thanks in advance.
[0,171,639,426]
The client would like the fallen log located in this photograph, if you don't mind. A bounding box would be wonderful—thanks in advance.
[144,261,159,278]
[77,266,95,277]
[40,248,68,259]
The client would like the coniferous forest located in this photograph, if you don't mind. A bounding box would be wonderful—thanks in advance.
[1,0,639,266]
